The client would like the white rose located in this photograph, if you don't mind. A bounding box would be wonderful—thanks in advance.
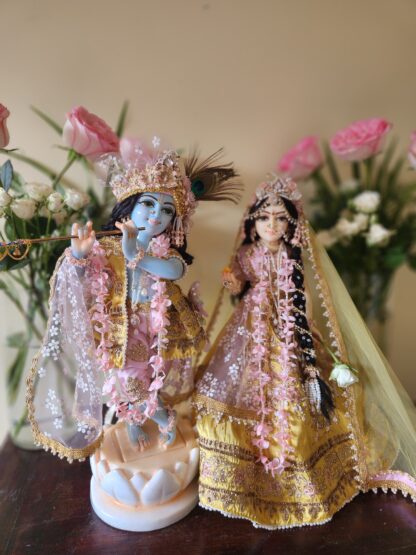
[340,179,359,194]
[25,182,53,201]
[353,212,369,232]
[11,198,36,220]
[316,229,337,248]
[0,207,5,217]
[329,364,359,388]
[335,217,360,238]
[38,205,51,218]
[64,189,90,211]
[47,192,64,212]
[53,210,67,225]
[0,189,11,207]
[366,223,394,247]
[352,191,380,214]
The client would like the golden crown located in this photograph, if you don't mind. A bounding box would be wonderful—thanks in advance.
[108,150,191,218]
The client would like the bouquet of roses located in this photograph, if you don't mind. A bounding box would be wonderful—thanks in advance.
[277,118,416,342]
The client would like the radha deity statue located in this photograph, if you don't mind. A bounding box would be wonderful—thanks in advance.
[26,140,240,462]
[194,174,416,529]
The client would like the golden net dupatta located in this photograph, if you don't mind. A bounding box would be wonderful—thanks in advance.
[304,225,416,499]
[26,253,104,462]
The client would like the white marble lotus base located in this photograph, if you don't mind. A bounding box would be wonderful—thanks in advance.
[90,476,198,531]
[89,418,199,531]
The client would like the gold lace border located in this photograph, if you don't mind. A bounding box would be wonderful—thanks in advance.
[193,393,258,422]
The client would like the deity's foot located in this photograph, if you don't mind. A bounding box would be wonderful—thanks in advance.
[127,423,150,450]
[159,427,176,447]
[90,418,199,531]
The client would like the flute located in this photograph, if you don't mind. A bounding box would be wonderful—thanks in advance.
[0,227,145,260]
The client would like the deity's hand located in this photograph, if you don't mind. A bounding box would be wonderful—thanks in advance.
[222,267,242,295]
[71,221,96,259]
[115,219,139,261]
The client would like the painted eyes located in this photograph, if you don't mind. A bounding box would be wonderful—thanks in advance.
[139,200,174,217]
[257,215,287,223]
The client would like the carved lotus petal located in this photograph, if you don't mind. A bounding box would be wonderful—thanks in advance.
[101,469,139,506]
[140,469,181,506]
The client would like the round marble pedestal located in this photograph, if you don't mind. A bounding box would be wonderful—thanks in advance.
[89,418,199,531]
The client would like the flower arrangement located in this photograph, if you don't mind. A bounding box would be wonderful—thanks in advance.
[0,101,128,443]
[277,118,416,349]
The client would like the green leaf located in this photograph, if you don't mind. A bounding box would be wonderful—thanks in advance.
[6,344,29,404]
[351,162,361,180]
[115,100,129,138]
[11,171,26,193]
[5,150,56,179]
[31,105,63,135]
[384,247,406,270]
[374,137,398,189]
[0,255,31,272]
[7,331,27,348]
[0,160,14,191]
[324,142,341,185]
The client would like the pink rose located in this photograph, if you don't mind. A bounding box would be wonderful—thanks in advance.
[330,118,392,162]
[277,136,323,180]
[408,132,416,170]
[63,106,119,159]
[0,104,10,149]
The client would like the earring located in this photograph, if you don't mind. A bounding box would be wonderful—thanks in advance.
[170,216,185,247]
[250,227,257,242]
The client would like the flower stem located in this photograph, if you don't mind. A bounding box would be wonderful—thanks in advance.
[51,151,79,189]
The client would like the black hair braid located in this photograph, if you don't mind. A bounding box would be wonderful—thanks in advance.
[102,193,194,266]
[281,198,334,420]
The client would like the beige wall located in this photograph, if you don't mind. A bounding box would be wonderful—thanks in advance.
[1,0,416,443]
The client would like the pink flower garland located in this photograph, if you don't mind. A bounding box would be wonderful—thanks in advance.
[250,247,299,476]
[145,278,172,418]
[85,243,114,399]
[149,234,170,258]
[85,242,172,425]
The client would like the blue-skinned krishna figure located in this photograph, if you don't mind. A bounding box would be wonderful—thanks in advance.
[26,139,241,461]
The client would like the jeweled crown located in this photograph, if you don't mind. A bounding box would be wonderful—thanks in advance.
[108,150,191,217]
[256,175,302,209]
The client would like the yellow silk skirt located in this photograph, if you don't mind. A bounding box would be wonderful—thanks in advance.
[195,337,364,528]
[197,414,361,529]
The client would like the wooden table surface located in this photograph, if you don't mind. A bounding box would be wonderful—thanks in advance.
[1,437,416,555]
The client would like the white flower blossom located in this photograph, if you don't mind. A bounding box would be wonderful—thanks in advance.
[25,182,53,201]
[38,205,51,218]
[353,212,369,232]
[152,136,161,149]
[11,198,36,220]
[64,189,90,211]
[366,223,394,247]
[47,192,64,212]
[0,189,11,207]
[335,217,360,238]
[351,191,380,214]
[330,364,358,388]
